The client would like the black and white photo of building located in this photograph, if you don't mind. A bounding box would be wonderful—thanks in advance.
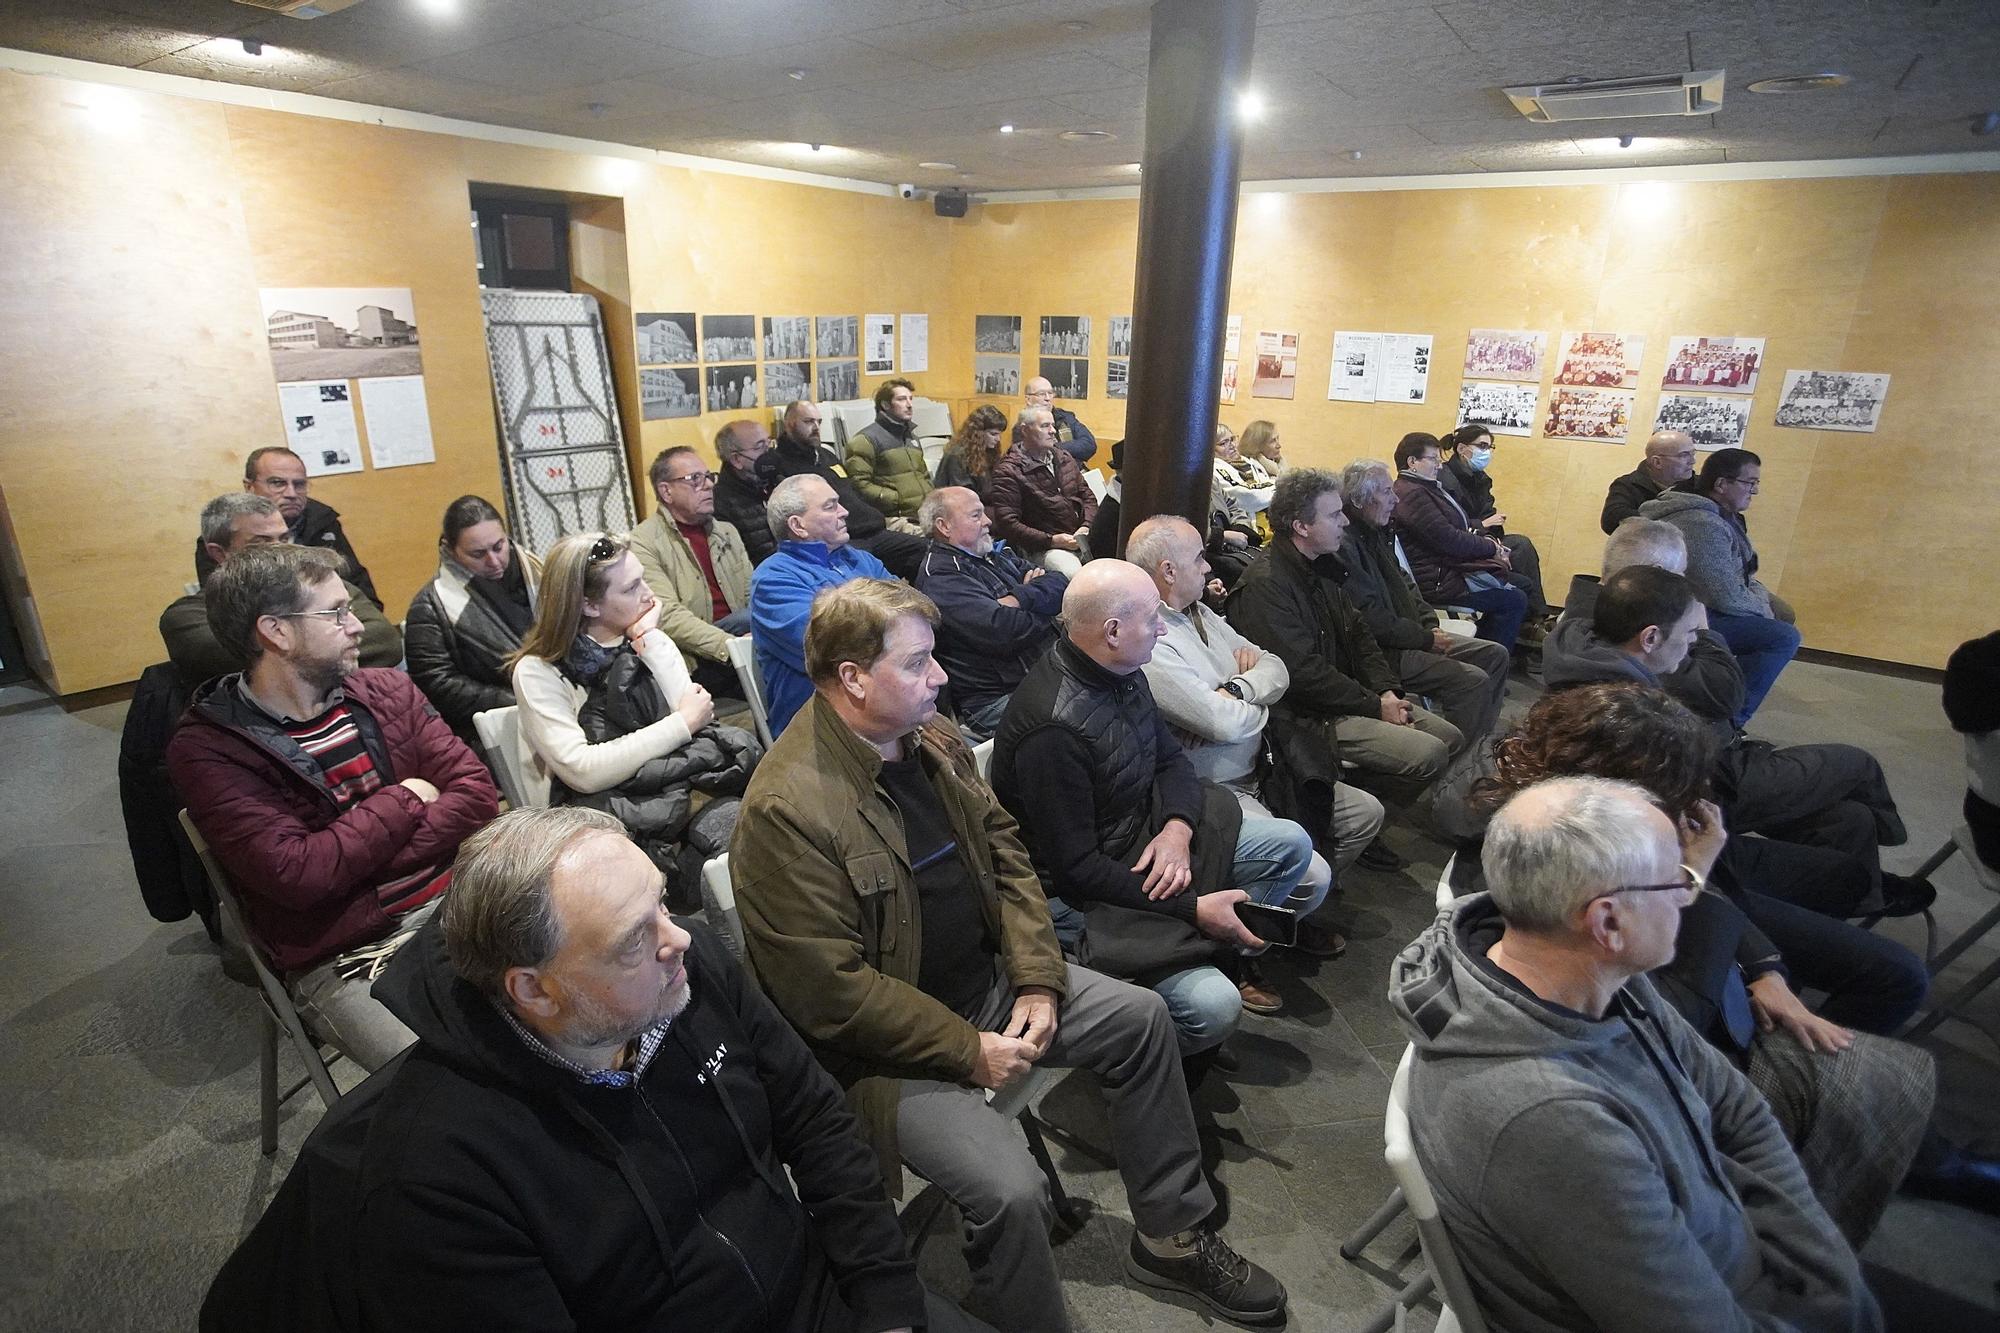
[636,312,697,365]
[1040,315,1090,357]
[705,363,758,412]
[766,360,811,406]
[1039,356,1088,400]
[764,315,810,361]
[973,355,1019,395]
[1106,358,1130,399]
[816,358,860,401]
[975,314,1021,354]
[260,285,424,381]
[702,314,757,363]
[1108,316,1132,358]
[816,315,858,358]
[641,366,700,420]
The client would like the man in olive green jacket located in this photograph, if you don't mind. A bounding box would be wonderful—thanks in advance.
[629,445,753,695]
[730,579,1285,1333]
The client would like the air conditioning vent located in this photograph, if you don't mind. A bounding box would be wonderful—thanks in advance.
[228,0,364,17]
[1504,70,1724,123]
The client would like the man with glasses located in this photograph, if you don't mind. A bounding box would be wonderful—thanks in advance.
[629,445,752,699]
[194,447,379,604]
[1600,428,1698,534]
[1390,775,1875,1333]
[168,543,499,1070]
[773,399,928,578]
[1023,376,1096,466]
[712,419,780,564]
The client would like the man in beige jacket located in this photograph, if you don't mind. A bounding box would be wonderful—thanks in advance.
[628,444,752,697]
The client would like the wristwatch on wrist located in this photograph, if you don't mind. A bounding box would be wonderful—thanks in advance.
[1221,679,1247,701]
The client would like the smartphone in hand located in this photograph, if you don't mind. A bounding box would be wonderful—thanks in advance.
[1233,900,1299,948]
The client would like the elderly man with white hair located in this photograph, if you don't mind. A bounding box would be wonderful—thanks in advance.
[1389,775,1877,1333]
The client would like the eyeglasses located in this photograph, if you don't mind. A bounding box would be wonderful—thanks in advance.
[666,471,717,488]
[1719,476,1760,490]
[1600,863,1707,900]
[275,603,356,625]
[589,535,620,563]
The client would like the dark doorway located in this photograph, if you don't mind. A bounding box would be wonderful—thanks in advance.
[471,194,572,291]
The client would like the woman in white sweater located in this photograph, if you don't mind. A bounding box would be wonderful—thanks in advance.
[508,532,714,802]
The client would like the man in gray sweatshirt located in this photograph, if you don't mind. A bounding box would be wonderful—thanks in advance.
[1389,775,1878,1333]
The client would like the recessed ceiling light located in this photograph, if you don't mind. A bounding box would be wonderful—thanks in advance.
[999,123,1015,133]
[414,0,457,16]
[1059,129,1114,142]
[1580,135,1663,153]
[1746,73,1850,93]
[785,68,807,81]
[919,161,957,170]
[1347,149,1363,162]
[586,101,609,118]
[1123,162,1143,172]
[1236,89,1265,121]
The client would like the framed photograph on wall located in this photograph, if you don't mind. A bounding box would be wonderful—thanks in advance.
[704,363,758,411]
[1662,335,1764,393]
[1774,370,1890,433]
[1654,392,1751,450]
[641,366,700,419]
[1542,387,1634,442]
[1039,357,1088,400]
[976,314,1022,354]
[1040,315,1090,357]
[1455,380,1537,436]
[816,316,858,359]
[1462,329,1546,383]
[1554,331,1645,389]
[763,316,810,360]
[816,359,860,401]
[702,315,756,363]
[973,355,1020,395]
[636,312,697,365]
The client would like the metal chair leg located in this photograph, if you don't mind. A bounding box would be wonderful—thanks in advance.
[1912,838,1959,880]
[1341,1186,1407,1260]
[1355,1269,1435,1333]
[1906,952,2000,1046]
[1020,1113,1093,1236]
[258,1007,280,1157]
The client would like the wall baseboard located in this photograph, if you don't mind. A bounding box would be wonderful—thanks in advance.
[1794,647,1944,685]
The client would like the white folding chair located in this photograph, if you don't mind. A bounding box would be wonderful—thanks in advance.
[1382,1046,1488,1333]
[178,810,342,1156]
[826,399,875,449]
[473,705,545,810]
[699,853,748,963]
[911,396,954,446]
[1437,852,1460,910]
[971,737,995,782]
[725,635,774,749]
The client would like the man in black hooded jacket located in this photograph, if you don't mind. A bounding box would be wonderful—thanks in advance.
[201,806,983,1333]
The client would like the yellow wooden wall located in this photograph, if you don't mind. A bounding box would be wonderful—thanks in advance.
[942,177,2000,669]
[2,64,1993,690]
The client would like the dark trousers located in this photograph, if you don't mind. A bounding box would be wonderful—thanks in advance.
[1498,532,1546,616]
[1454,583,1529,654]
[1735,888,1928,1034]
[855,529,929,580]
[1714,738,1904,891]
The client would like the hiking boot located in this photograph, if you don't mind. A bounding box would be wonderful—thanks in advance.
[1124,1227,1288,1326]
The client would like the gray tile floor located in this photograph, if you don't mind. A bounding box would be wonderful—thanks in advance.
[1,661,1997,1330]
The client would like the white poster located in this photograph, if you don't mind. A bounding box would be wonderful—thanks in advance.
[1327,331,1380,402]
[1774,370,1890,433]
[899,314,929,373]
[1224,315,1242,359]
[1455,381,1537,437]
[864,314,896,375]
[358,375,435,469]
[1250,329,1298,399]
[277,380,363,474]
[1219,359,1239,405]
[1378,333,1433,404]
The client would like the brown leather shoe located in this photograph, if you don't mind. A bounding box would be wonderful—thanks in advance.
[1237,976,1284,1015]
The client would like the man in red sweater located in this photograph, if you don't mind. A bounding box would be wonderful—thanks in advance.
[168,543,498,1069]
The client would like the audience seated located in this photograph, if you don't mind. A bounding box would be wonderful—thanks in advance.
[729,580,1285,1333]
[1212,423,1274,521]
[403,495,538,748]
[202,805,983,1333]
[1440,421,1549,621]
[988,406,1097,577]
[196,446,377,604]
[629,445,753,700]
[932,403,1009,500]
[712,419,780,565]
[509,533,717,811]
[1338,459,1511,754]
[993,561,1325,1042]
[1205,424,1265,586]
[167,544,498,1070]
[1237,419,1287,477]
[1391,774,1881,1331]
[1025,375,1096,466]
[1389,432,1528,653]
[1641,447,1800,725]
[165,493,401,690]
[845,377,931,521]
[913,486,1065,739]
[1127,516,1361,903]
[1944,628,2000,868]
[1551,523,1927,913]
[773,399,926,578]
[751,475,893,738]
[1601,428,1697,534]
[1228,469,1464,806]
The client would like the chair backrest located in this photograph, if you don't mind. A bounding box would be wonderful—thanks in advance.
[473,705,545,809]
[700,852,747,962]
[1385,1047,1491,1333]
[178,810,311,1023]
[1082,468,1108,503]
[725,635,774,749]
[972,737,995,782]
[1436,852,1460,910]
[825,399,874,449]
[911,396,953,443]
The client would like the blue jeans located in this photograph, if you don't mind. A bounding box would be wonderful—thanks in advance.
[1455,583,1528,653]
[956,693,1011,741]
[1707,610,1802,727]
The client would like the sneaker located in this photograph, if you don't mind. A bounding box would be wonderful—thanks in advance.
[1875,873,1937,918]
[1355,839,1406,872]
[1236,975,1283,1015]
[1124,1228,1288,1326]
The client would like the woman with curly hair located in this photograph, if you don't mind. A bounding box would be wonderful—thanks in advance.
[931,404,1009,501]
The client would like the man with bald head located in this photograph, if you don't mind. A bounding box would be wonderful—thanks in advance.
[711,419,779,565]
[992,559,1323,1042]
[1390,776,1874,1332]
[1601,429,1698,533]
[1023,375,1096,465]
[771,399,927,578]
[988,406,1097,577]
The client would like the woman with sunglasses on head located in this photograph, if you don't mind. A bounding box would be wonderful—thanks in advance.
[405,496,541,746]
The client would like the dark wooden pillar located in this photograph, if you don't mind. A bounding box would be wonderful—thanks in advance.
[1115,0,1258,555]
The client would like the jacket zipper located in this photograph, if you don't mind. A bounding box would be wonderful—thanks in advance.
[635,1082,773,1323]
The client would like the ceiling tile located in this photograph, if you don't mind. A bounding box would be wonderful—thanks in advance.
[136,38,361,93]
[412,24,696,93]
[589,0,973,61]
[0,3,206,67]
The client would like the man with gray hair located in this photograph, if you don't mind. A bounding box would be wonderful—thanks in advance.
[749,473,892,738]
[193,446,378,603]
[988,405,1096,577]
[913,485,1066,738]
[1601,428,1698,533]
[771,398,927,577]
[204,805,979,1333]
[1337,458,1510,756]
[1389,776,1875,1332]
[161,491,400,689]
[1024,374,1097,465]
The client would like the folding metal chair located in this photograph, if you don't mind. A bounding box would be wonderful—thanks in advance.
[1903,824,2000,1049]
[178,809,342,1156]
[725,635,775,748]
[1378,1046,1488,1333]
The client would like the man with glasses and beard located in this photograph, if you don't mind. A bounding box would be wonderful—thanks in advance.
[168,543,498,1070]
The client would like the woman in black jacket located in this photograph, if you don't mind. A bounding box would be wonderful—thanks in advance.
[405,495,541,744]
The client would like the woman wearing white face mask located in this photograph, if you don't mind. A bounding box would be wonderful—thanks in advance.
[1442,422,1550,629]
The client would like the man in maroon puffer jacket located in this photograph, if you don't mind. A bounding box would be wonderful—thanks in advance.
[169,543,498,1069]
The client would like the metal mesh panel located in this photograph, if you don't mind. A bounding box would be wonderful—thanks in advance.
[480,288,637,552]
